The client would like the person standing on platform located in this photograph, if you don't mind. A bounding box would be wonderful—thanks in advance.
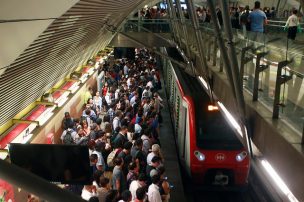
[148,174,162,202]
[248,1,267,43]
[83,86,93,105]
[285,9,301,40]
[112,157,127,195]
[240,5,251,39]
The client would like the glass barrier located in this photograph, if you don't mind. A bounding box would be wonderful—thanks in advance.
[198,22,304,137]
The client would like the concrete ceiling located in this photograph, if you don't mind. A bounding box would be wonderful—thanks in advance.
[0,0,159,127]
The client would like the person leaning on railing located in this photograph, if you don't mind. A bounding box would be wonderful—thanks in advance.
[284,9,302,40]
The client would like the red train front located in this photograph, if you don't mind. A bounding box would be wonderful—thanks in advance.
[164,47,250,188]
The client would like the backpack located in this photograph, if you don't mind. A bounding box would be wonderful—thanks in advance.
[77,136,89,146]
[63,130,74,145]
[107,148,122,167]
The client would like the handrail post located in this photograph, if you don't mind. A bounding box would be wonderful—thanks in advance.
[240,45,253,87]
[253,52,269,101]
[272,60,293,119]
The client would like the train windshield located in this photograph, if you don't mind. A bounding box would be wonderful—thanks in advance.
[196,109,244,150]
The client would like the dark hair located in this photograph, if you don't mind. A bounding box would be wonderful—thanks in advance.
[114,139,123,149]
[121,190,132,201]
[90,154,98,162]
[99,176,110,187]
[151,174,161,184]
[85,109,91,115]
[136,187,146,200]
[74,118,80,124]
[88,196,99,202]
[120,125,128,131]
[103,115,110,122]
[128,161,137,170]
[138,173,147,181]
[135,139,143,147]
[95,141,105,151]
[93,170,104,186]
[96,118,102,125]
[105,190,119,202]
[124,141,133,150]
[157,166,165,176]
[114,157,123,166]
[254,1,260,9]
[151,156,161,163]
[293,9,298,14]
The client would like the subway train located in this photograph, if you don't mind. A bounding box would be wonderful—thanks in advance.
[163,48,250,187]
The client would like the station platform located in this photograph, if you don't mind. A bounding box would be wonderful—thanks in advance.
[157,76,186,202]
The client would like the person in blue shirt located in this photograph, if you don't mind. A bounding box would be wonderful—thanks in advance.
[248,1,267,33]
[248,1,267,45]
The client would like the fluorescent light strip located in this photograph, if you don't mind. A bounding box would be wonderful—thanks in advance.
[36,106,55,126]
[261,160,299,202]
[55,91,70,107]
[7,123,37,148]
[69,82,80,94]
[80,73,88,83]
[198,76,209,90]
[217,102,243,137]
[88,68,95,76]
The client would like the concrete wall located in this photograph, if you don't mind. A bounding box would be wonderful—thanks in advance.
[31,71,97,145]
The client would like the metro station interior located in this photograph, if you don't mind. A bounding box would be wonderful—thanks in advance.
[1,0,304,201]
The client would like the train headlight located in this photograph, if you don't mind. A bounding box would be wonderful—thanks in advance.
[236,151,247,162]
[194,150,205,161]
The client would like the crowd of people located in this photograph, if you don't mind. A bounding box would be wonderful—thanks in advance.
[60,48,171,202]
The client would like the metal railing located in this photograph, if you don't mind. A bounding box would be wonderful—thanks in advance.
[197,23,304,141]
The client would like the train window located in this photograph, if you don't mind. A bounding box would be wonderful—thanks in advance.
[196,109,243,150]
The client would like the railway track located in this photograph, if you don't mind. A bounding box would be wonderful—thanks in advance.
[185,168,277,202]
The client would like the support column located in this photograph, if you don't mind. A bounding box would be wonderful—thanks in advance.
[272,60,293,119]
[175,0,191,57]
[239,45,253,87]
[253,52,268,101]
[208,0,252,156]
[186,0,210,80]
[166,0,182,46]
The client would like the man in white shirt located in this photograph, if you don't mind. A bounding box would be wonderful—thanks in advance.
[130,92,138,107]
[105,92,112,106]
[129,174,146,200]
[124,64,129,75]
[142,86,152,99]
[148,174,162,202]
[113,110,123,131]
[92,141,106,171]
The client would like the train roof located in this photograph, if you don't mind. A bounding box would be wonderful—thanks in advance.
[166,47,210,101]
[166,47,244,150]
